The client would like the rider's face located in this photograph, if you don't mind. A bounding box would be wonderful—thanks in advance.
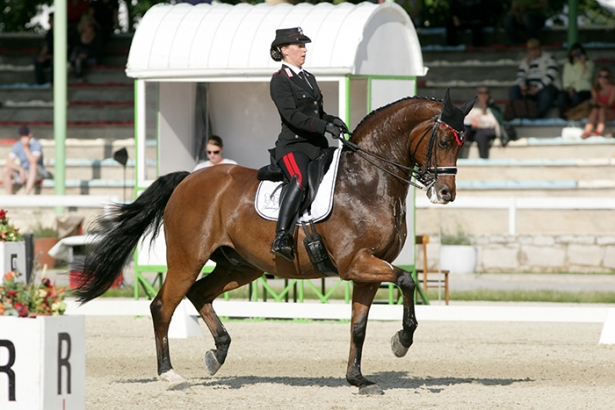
[282,43,307,68]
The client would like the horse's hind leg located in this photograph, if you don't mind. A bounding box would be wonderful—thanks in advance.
[150,263,203,390]
[186,264,263,376]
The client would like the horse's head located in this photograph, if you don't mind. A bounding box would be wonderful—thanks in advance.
[411,89,476,204]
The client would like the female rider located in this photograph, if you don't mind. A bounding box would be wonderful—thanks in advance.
[268,27,348,261]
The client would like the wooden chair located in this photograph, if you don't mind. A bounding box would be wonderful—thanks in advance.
[415,235,449,305]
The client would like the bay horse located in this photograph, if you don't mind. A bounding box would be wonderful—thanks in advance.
[74,90,475,395]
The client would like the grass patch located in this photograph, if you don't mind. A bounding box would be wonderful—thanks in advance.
[433,289,615,304]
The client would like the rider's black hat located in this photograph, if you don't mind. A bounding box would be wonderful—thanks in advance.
[271,27,311,49]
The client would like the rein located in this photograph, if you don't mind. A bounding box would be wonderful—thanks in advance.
[335,116,459,191]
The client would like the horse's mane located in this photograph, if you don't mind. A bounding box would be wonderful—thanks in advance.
[353,95,441,135]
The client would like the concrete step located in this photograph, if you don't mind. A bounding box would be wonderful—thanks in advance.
[0,85,133,103]
[0,124,134,141]
[416,25,615,47]
[0,32,132,53]
[415,206,615,236]
[0,138,155,160]
[42,159,157,180]
[484,138,615,159]
[0,105,133,122]
[1,67,131,85]
[458,159,615,181]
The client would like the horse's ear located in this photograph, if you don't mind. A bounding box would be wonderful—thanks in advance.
[442,88,454,115]
[440,88,465,132]
[460,96,478,116]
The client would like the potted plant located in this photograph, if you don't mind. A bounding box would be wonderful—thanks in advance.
[31,220,60,269]
[0,209,26,284]
[439,227,477,275]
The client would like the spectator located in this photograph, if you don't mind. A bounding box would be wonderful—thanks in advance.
[508,38,560,118]
[68,0,90,41]
[69,15,103,82]
[1,126,46,195]
[459,87,503,159]
[558,43,594,118]
[34,13,54,85]
[446,0,502,47]
[88,0,120,47]
[503,0,547,45]
[193,136,237,171]
[582,68,615,138]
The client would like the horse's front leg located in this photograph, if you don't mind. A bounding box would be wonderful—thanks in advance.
[343,252,418,394]
[390,268,418,358]
[347,282,383,395]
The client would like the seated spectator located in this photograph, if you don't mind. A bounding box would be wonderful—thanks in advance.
[193,136,238,171]
[503,0,547,45]
[88,0,120,47]
[68,0,90,42]
[582,68,615,138]
[69,15,103,82]
[459,87,503,159]
[1,126,46,195]
[34,13,54,85]
[558,43,594,118]
[508,38,560,118]
[446,0,503,47]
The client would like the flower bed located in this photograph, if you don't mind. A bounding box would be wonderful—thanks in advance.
[0,271,66,317]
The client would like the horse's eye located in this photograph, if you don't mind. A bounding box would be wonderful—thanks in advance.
[438,138,451,149]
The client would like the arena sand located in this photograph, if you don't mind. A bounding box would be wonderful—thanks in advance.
[85,316,615,409]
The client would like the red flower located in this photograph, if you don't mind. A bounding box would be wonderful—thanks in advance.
[0,210,6,219]
[7,290,17,298]
[14,302,29,318]
[41,278,51,288]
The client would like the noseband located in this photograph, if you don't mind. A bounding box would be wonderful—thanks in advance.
[336,114,461,191]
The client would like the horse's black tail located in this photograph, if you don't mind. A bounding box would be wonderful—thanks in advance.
[73,171,190,303]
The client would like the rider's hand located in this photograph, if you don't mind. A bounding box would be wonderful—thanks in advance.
[332,117,350,134]
[325,122,341,138]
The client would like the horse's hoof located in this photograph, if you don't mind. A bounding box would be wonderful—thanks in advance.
[359,384,384,395]
[160,369,190,391]
[391,331,410,358]
[203,350,222,375]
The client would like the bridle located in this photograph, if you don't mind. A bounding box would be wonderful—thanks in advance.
[335,114,462,191]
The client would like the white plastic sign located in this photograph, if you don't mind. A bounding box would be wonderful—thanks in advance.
[0,315,85,409]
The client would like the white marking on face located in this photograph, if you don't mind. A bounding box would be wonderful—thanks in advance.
[428,186,439,204]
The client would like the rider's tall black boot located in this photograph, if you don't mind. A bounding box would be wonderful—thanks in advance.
[270,178,304,261]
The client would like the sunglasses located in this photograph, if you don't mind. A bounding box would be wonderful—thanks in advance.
[598,74,609,79]
[477,91,489,94]
[207,150,220,155]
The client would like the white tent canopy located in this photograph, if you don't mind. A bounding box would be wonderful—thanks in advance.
[126,2,426,80]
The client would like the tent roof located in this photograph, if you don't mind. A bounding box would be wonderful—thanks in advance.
[126,2,425,80]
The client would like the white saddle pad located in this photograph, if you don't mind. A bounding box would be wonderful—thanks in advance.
[255,148,342,224]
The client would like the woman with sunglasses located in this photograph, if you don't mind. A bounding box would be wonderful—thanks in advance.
[558,43,594,118]
[193,135,237,171]
[582,68,615,138]
[267,27,349,261]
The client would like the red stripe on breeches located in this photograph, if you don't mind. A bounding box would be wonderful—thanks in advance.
[282,153,303,187]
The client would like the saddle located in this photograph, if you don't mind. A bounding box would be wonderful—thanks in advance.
[257,147,337,216]
[257,147,338,277]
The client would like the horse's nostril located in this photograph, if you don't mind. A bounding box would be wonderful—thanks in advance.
[439,188,450,201]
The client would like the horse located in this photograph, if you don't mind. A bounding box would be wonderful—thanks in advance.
[74,90,475,395]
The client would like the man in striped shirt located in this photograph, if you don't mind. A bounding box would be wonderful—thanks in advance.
[508,38,561,118]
